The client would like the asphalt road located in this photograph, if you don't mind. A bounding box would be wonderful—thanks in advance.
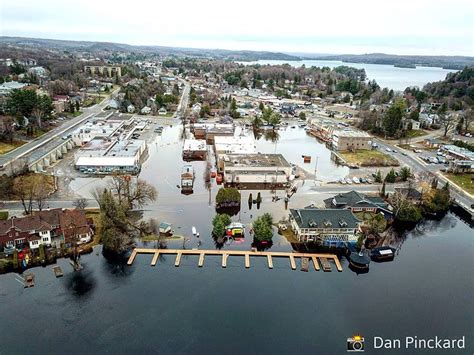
[0,89,119,169]
[373,137,473,212]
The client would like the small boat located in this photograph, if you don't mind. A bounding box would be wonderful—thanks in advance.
[370,246,396,262]
[353,177,360,184]
[216,174,223,184]
[345,178,353,184]
[210,171,217,178]
[348,251,370,270]
[192,226,197,235]
[302,155,311,163]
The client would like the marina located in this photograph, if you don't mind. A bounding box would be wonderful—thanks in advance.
[127,248,343,272]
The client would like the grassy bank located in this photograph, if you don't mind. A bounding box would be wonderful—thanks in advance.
[443,173,474,195]
[340,150,399,167]
[0,141,26,154]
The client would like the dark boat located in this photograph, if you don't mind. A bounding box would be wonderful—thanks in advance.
[370,246,396,262]
[348,251,370,270]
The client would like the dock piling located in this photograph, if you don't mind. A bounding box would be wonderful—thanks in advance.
[267,255,273,269]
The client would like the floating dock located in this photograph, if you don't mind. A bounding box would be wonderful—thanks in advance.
[127,248,342,272]
[23,273,35,288]
[52,266,64,278]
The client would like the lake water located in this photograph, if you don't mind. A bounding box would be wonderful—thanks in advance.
[3,125,473,354]
[238,60,456,91]
[0,212,472,354]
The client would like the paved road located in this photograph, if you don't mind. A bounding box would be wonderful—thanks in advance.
[0,89,119,169]
[175,81,190,119]
[373,137,473,213]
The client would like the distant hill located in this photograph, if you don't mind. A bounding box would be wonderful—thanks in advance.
[306,53,474,70]
[423,67,474,108]
[0,36,301,62]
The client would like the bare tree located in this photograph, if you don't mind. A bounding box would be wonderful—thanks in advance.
[72,197,88,210]
[32,108,45,129]
[439,113,455,137]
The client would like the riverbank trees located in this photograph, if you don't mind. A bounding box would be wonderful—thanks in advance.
[95,175,157,255]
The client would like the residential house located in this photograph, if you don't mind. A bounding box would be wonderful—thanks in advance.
[0,209,94,251]
[289,208,360,246]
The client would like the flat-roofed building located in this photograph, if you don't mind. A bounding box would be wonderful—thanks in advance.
[332,129,372,151]
[222,153,293,187]
[72,119,124,146]
[182,139,207,161]
[192,123,235,143]
[75,139,146,175]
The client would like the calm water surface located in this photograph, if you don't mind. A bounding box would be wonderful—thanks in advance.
[238,59,456,91]
[6,125,472,354]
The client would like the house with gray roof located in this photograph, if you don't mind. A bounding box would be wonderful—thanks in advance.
[323,190,392,216]
[289,208,360,246]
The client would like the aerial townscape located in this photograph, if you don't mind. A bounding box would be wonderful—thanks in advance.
[0,1,473,354]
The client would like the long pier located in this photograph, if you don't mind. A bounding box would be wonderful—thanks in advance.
[127,248,342,272]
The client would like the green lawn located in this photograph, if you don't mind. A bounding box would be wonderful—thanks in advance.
[340,150,399,167]
[443,173,474,195]
[406,130,427,138]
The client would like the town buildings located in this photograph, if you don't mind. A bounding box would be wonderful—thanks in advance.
[75,138,146,174]
[84,65,122,77]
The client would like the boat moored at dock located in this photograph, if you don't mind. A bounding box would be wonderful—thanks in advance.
[370,246,396,262]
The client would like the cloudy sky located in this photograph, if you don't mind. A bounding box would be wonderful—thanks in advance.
[1,0,473,56]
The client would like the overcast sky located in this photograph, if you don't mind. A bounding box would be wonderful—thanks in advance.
[1,0,473,56]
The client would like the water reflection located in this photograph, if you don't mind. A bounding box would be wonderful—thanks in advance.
[263,129,280,143]
[64,267,96,297]
[251,239,273,251]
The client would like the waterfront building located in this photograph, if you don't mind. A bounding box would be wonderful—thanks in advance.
[323,190,392,216]
[289,208,360,246]
[222,153,293,187]
[331,129,372,151]
[214,136,256,171]
[182,139,207,160]
[192,123,235,144]
[0,209,93,252]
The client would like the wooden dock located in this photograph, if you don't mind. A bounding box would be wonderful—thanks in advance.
[127,248,342,272]
[52,266,64,278]
[23,273,35,288]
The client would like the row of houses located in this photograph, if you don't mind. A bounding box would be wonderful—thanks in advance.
[0,209,94,252]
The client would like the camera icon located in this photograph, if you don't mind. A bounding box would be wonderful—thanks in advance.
[347,335,365,352]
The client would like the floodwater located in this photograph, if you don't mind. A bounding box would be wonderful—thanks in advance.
[0,213,472,354]
[6,123,472,354]
[238,59,456,91]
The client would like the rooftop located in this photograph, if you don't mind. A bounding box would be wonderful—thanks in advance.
[183,139,207,151]
[290,208,360,229]
[224,154,291,168]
